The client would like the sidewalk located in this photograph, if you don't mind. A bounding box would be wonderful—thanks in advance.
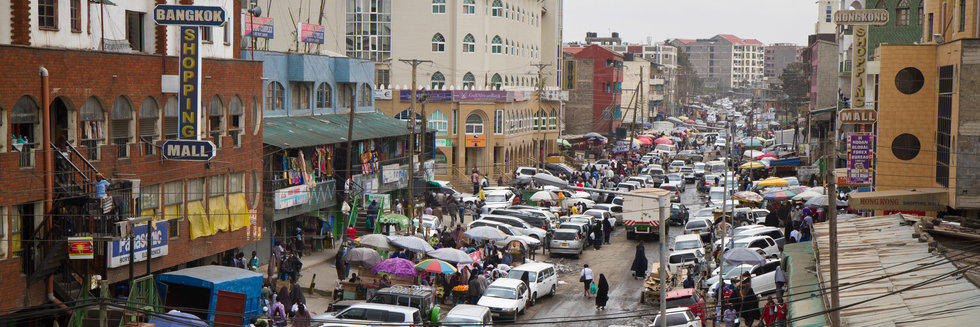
[257,246,343,315]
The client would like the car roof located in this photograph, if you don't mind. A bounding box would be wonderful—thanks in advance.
[489,278,525,288]
[669,249,703,256]
[446,304,490,316]
[509,262,554,271]
[553,228,579,234]
[664,288,696,299]
[559,221,587,227]
[674,234,702,242]
[485,189,512,195]
[734,235,774,243]
[344,302,420,313]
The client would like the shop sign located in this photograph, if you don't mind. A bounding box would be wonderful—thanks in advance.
[374,89,393,100]
[850,25,869,109]
[382,164,401,184]
[399,90,453,102]
[363,193,391,212]
[153,5,226,26]
[68,237,94,260]
[839,109,877,124]
[454,90,508,102]
[297,22,325,44]
[107,221,169,268]
[273,184,309,210]
[243,16,274,38]
[847,133,873,185]
[178,26,202,140]
[435,138,453,147]
[162,139,216,161]
[465,134,487,147]
[834,9,890,25]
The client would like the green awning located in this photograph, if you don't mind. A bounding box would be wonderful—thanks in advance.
[263,112,411,149]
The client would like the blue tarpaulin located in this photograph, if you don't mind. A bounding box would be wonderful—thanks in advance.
[156,266,263,326]
[148,310,208,327]
[770,157,801,167]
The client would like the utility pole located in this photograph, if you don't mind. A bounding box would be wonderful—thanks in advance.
[532,63,550,168]
[826,128,840,326]
[399,59,432,229]
[344,89,356,230]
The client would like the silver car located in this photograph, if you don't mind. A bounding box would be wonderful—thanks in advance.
[548,229,585,258]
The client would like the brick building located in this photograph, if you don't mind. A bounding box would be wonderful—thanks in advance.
[562,45,624,135]
[0,0,263,316]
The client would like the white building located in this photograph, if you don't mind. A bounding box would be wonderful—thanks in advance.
[242,0,347,56]
[815,0,842,34]
[672,34,764,90]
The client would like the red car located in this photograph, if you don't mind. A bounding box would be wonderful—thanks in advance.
[664,288,706,325]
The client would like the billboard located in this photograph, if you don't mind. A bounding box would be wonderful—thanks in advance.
[107,221,169,268]
[242,15,274,38]
[847,132,873,186]
[298,22,325,44]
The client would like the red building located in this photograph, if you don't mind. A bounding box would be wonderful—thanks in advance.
[563,45,624,135]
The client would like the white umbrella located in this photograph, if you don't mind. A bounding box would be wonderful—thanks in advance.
[464,226,508,241]
[743,150,764,158]
[426,248,475,265]
[563,198,595,209]
[529,191,558,202]
[356,234,393,251]
[792,190,824,201]
[387,235,435,253]
[722,248,766,267]
[570,191,592,199]
[805,195,848,207]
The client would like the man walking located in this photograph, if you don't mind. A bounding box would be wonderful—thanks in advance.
[447,197,459,227]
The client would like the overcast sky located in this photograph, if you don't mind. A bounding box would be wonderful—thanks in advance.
[562,0,817,46]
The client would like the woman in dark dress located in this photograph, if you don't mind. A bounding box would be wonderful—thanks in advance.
[630,242,648,279]
[738,283,762,327]
[594,274,609,310]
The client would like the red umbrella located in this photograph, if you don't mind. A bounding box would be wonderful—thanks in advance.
[635,138,653,145]
[756,153,778,160]
[654,137,673,145]
[684,119,696,124]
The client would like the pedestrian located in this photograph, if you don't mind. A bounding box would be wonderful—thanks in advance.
[594,273,609,310]
[366,200,379,231]
[630,242,648,279]
[774,262,787,302]
[447,198,459,227]
[236,252,247,269]
[761,296,777,327]
[294,228,305,257]
[249,251,259,271]
[683,273,695,289]
[346,225,357,241]
[738,283,762,327]
[580,264,594,298]
[467,274,481,304]
[472,168,481,194]
[291,303,311,327]
[277,284,292,315]
[775,299,788,327]
[592,224,603,250]
[269,298,287,327]
[602,217,613,244]
[335,246,348,281]
[723,302,737,327]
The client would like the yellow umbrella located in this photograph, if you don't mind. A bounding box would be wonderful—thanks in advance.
[677,116,690,121]
[757,176,789,187]
[738,161,766,169]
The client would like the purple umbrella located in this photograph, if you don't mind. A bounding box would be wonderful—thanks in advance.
[371,258,417,278]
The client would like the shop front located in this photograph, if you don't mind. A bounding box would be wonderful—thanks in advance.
[849,187,949,217]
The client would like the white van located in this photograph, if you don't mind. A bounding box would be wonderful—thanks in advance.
[505,262,558,304]
[654,144,678,157]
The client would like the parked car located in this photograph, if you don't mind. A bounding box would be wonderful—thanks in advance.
[443,304,492,327]
[683,218,713,244]
[651,307,703,327]
[730,235,780,259]
[667,248,706,273]
[734,226,786,250]
[671,234,704,252]
[664,288,707,324]
[557,221,591,241]
[479,214,547,241]
[411,214,442,238]
[583,208,615,227]
[504,206,559,228]
[668,160,686,173]
[549,228,586,258]
[747,259,782,295]
[490,208,553,231]
[669,203,689,226]
[514,166,552,180]
[478,278,530,321]
[616,181,642,193]
[484,189,519,207]
[467,220,542,249]
[505,262,558,304]
[320,303,423,326]
[706,264,755,298]
[543,162,576,177]
[367,285,439,323]
[750,208,771,224]
[592,204,623,225]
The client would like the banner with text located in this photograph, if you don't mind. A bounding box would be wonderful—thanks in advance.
[107,221,169,268]
[847,132,873,186]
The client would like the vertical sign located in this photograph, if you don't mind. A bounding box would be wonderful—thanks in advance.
[847,132,872,185]
[850,25,868,109]
[179,26,201,140]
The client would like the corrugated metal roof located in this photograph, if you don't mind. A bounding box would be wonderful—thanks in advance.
[263,112,411,149]
[812,214,980,326]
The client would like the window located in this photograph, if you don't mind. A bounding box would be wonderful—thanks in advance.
[463,0,476,14]
[494,109,503,134]
[163,96,179,140]
[465,114,484,134]
[360,84,372,106]
[550,109,557,129]
[897,0,911,26]
[229,172,245,194]
[38,0,56,29]
[463,72,476,89]
[928,14,934,41]
[209,175,226,198]
[491,36,502,54]
[491,74,502,90]
[452,110,458,135]
[316,83,332,108]
[919,1,924,25]
[208,96,225,146]
[142,184,160,214]
[291,82,312,110]
[79,97,105,160]
[463,34,476,53]
[428,111,448,135]
[111,96,133,158]
[532,111,540,130]
[432,33,446,52]
[126,11,144,52]
[229,96,243,147]
[937,65,953,187]
[266,82,285,111]
[187,178,204,202]
[70,0,81,31]
[892,133,921,160]
[431,71,446,89]
[432,0,446,13]
[895,67,925,94]
[201,26,213,43]
[138,97,159,155]
[959,0,967,31]
[376,69,390,88]
[492,0,503,17]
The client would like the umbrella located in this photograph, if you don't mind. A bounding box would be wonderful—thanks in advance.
[684,119,696,124]
[763,188,801,201]
[742,150,764,158]
[356,234,393,251]
[464,226,508,241]
[805,195,848,207]
[571,191,592,199]
[654,137,673,145]
[674,126,690,131]
[344,247,382,268]
[529,191,558,202]
[148,310,208,327]
[741,138,764,148]
[371,258,417,278]
[738,161,766,169]
[792,189,824,201]
[415,259,458,274]
[426,248,475,264]
[666,117,684,125]
[584,132,606,141]
[387,235,435,253]
[635,137,653,145]
[722,248,767,266]
[639,134,657,139]
[668,136,683,142]
[733,191,763,203]
[756,153,778,160]
[378,213,411,229]
[557,138,571,147]
[757,177,789,187]
[677,116,690,121]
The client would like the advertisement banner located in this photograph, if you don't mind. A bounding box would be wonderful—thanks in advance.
[399,90,453,102]
[273,184,310,210]
[374,89,393,100]
[178,26,202,140]
[298,22,325,44]
[363,193,391,213]
[847,133,873,185]
[382,164,401,184]
[107,221,169,268]
[454,90,508,102]
[68,237,94,260]
[242,15,274,38]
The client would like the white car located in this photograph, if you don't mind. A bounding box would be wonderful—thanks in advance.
[714,138,727,148]
[693,162,707,177]
[505,262,558,304]
[731,235,780,259]
[668,160,686,173]
[484,189,517,207]
[514,166,552,180]
[652,307,703,327]
[479,214,548,241]
[671,234,704,252]
[746,259,782,295]
[706,263,756,296]
[667,248,705,273]
[591,204,623,225]
[583,208,615,226]
[680,167,695,182]
[478,278,530,321]
[411,214,442,237]
[467,220,542,249]
[750,208,771,224]
[443,304,492,327]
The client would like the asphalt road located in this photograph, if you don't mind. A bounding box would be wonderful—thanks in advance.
[518,180,708,326]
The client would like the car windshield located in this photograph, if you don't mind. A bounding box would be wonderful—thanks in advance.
[674,240,701,251]
[554,232,577,240]
[665,296,698,308]
[724,266,750,278]
[486,194,508,202]
[559,224,582,231]
[733,241,751,248]
[506,270,537,281]
[694,163,705,170]
[669,253,696,264]
[685,220,707,229]
[570,217,590,224]
[444,316,482,325]
[422,220,436,228]
[667,174,682,181]
[653,313,691,326]
[709,190,725,201]
[484,286,517,299]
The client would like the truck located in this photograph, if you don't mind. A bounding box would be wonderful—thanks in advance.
[651,121,674,135]
[622,188,672,241]
[771,129,802,147]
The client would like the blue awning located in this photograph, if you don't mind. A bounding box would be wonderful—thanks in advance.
[770,157,801,167]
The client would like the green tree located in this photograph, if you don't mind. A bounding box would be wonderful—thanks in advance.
[780,61,809,102]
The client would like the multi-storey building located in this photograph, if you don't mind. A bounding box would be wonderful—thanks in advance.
[563,45,624,135]
[0,0,262,315]
[596,39,678,118]
[764,43,804,78]
[671,34,765,91]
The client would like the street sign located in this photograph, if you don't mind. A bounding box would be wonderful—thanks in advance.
[154,5,226,26]
[838,108,877,124]
[833,9,890,25]
[162,140,216,161]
